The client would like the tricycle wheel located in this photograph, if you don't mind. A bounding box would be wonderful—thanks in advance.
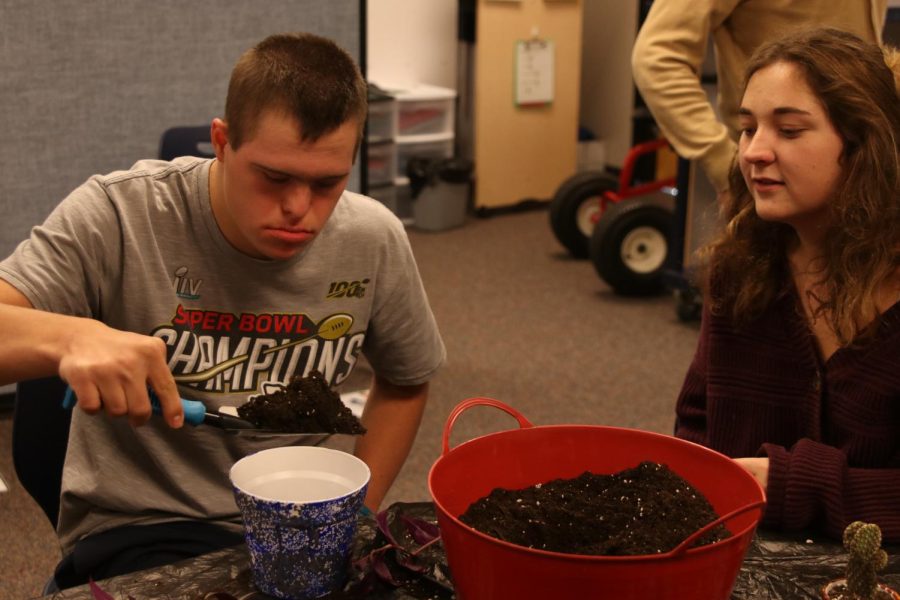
[589,194,675,296]
[549,171,618,258]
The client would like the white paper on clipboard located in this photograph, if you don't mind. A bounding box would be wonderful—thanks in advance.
[515,39,554,106]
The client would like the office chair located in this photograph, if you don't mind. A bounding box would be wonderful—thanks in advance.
[12,376,72,528]
[158,125,215,161]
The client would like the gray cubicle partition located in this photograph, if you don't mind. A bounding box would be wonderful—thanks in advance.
[0,1,362,259]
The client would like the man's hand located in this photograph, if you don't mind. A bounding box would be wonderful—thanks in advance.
[733,457,769,491]
[0,280,182,428]
[59,321,183,428]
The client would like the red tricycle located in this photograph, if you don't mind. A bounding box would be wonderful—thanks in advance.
[549,138,677,296]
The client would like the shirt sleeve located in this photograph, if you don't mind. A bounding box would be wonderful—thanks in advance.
[630,0,740,192]
[0,177,122,318]
[362,218,445,386]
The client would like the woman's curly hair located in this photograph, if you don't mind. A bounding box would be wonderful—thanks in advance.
[705,28,900,345]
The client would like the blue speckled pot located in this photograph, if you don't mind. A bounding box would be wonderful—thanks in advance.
[230,446,370,599]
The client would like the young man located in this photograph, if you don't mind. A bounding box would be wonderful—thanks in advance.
[0,32,445,588]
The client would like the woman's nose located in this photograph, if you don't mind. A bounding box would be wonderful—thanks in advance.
[741,131,775,164]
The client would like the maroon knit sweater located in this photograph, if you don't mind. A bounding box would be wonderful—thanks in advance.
[675,292,900,542]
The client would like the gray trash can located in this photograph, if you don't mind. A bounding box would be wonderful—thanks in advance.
[407,157,473,232]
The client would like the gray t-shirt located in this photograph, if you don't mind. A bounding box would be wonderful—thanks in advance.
[0,157,445,552]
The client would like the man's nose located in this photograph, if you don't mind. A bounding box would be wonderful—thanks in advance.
[282,182,312,216]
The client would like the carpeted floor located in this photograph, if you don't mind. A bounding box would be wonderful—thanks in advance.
[0,207,700,598]
[0,410,62,599]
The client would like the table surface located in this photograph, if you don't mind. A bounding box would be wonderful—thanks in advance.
[43,503,900,600]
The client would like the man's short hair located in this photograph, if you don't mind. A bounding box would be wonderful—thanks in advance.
[225,32,367,150]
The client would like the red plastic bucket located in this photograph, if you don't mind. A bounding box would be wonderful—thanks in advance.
[427,398,766,600]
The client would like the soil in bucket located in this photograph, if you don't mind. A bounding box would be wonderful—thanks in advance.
[459,461,731,555]
[237,370,366,434]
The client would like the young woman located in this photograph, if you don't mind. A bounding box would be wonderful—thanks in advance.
[675,28,900,541]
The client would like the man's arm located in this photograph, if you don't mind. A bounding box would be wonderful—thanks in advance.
[0,279,183,427]
[353,375,429,512]
[631,0,739,192]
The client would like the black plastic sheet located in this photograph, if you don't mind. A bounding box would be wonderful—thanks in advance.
[733,530,900,599]
[49,502,900,599]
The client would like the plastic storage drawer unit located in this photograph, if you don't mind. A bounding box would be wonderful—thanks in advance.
[368,183,412,223]
[367,99,396,143]
[366,141,396,187]
[397,137,454,183]
[394,84,456,138]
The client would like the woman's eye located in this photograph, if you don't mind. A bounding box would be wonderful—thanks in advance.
[780,129,802,138]
[740,127,756,137]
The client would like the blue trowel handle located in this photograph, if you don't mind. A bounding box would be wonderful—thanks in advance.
[149,390,206,426]
[62,386,206,426]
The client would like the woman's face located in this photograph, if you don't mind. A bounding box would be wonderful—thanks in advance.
[738,61,845,236]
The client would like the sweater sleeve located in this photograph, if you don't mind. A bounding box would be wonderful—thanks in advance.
[630,0,740,192]
[761,440,900,542]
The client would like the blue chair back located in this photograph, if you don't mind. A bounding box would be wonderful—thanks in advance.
[13,376,71,528]
[158,125,215,161]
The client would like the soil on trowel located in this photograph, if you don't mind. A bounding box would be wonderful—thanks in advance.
[237,370,366,434]
[459,461,730,556]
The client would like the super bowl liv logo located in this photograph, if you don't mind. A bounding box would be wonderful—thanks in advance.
[173,266,203,300]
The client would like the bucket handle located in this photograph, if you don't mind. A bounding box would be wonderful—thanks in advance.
[665,499,766,557]
[442,397,534,456]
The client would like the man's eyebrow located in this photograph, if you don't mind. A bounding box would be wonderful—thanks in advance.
[738,106,813,116]
[252,163,292,177]
[251,163,349,180]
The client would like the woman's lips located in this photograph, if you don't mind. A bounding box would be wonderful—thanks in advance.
[751,177,784,193]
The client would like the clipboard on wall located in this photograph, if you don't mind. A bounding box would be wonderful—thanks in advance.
[514,38,554,106]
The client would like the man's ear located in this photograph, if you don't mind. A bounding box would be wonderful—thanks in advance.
[210,118,229,160]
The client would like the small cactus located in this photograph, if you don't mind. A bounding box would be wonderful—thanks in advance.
[843,521,889,599]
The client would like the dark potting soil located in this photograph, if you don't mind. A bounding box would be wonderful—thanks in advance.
[459,461,731,556]
[237,370,366,434]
